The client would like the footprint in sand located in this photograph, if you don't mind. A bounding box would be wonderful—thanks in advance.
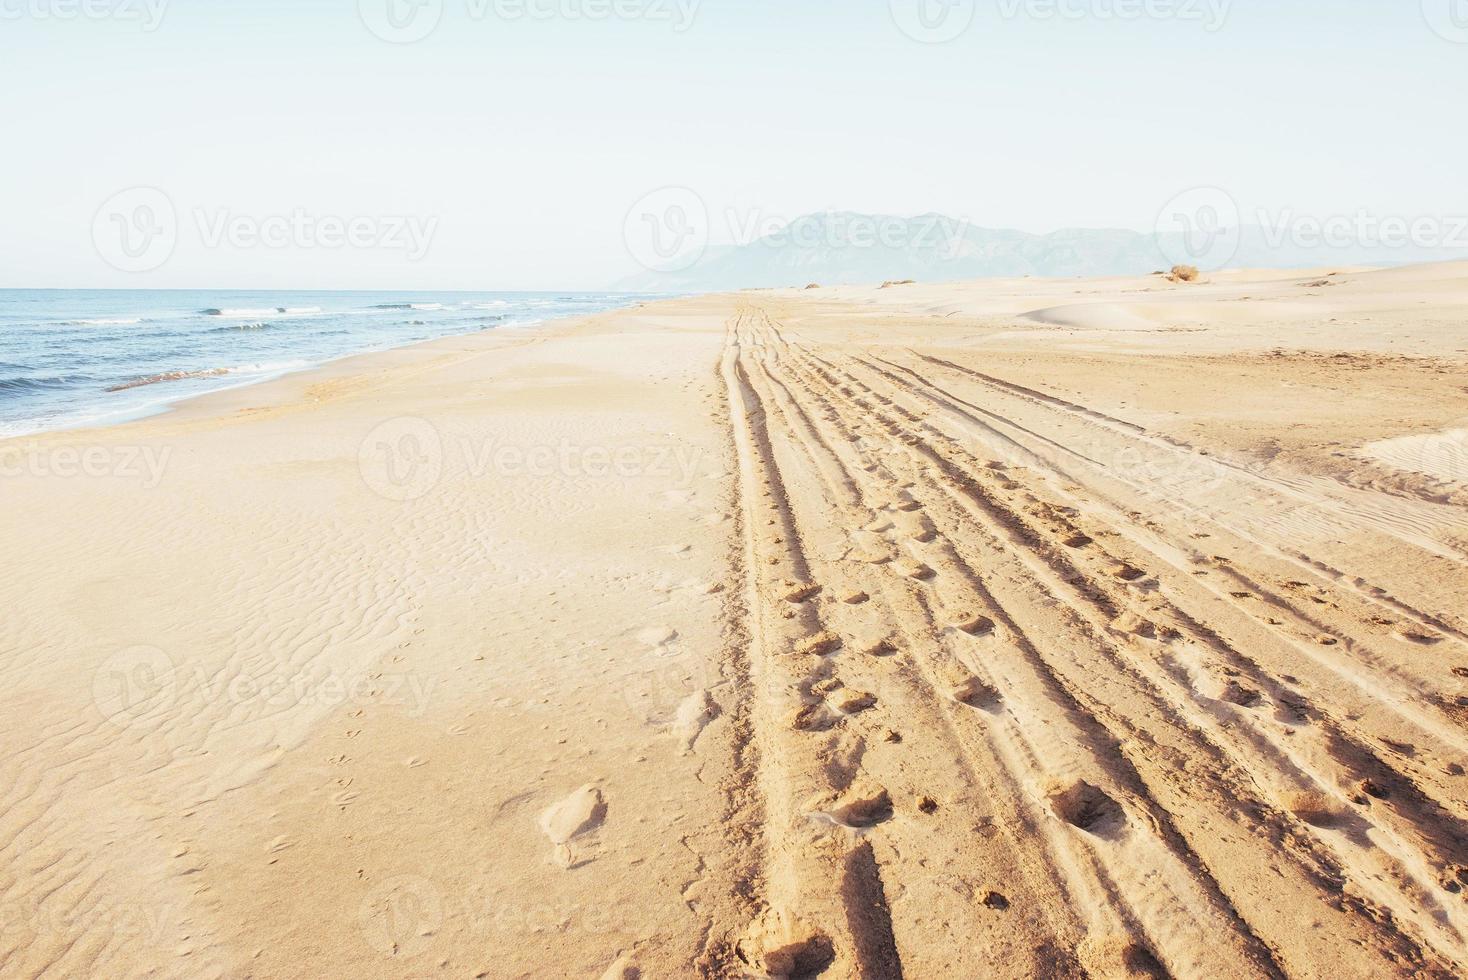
[815,782,894,830]
[636,626,678,647]
[678,577,723,596]
[896,559,935,581]
[1111,612,1158,639]
[1047,780,1123,834]
[791,701,842,733]
[672,689,719,751]
[860,636,900,657]
[1438,866,1468,895]
[540,784,608,866]
[1221,681,1263,708]
[795,631,842,657]
[849,547,893,566]
[1077,934,1165,979]
[1353,779,1390,804]
[540,787,605,843]
[896,511,938,542]
[809,677,843,698]
[738,913,834,980]
[847,529,894,564]
[951,614,996,637]
[953,678,1002,710]
[782,581,823,603]
[1283,790,1343,828]
[837,691,877,714]
[598,956,641,980]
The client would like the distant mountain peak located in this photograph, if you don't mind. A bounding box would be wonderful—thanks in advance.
[615,211,1468,292]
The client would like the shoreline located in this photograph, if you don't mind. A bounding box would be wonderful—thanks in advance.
[5,259,1434,445]
[0,290,676,444]
[0,297,683,446]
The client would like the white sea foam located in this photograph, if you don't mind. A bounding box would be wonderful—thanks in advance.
[229,359,315,375]
[206,308,283,318]
[1,291,642,437]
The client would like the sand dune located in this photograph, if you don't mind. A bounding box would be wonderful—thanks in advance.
[1020,302,1167,331]
[1363,428,1468,484]
[2,265,1467,977]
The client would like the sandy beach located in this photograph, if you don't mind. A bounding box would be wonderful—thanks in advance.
[3,262,1468,978]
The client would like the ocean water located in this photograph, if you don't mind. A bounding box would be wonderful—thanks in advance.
[0,289,653,437]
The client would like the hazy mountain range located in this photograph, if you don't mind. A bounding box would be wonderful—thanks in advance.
[615,211,1468,292]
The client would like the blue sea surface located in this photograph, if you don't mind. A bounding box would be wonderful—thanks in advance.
[0,289,653,436]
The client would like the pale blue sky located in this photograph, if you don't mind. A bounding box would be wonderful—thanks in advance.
[2,0,1464,288]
